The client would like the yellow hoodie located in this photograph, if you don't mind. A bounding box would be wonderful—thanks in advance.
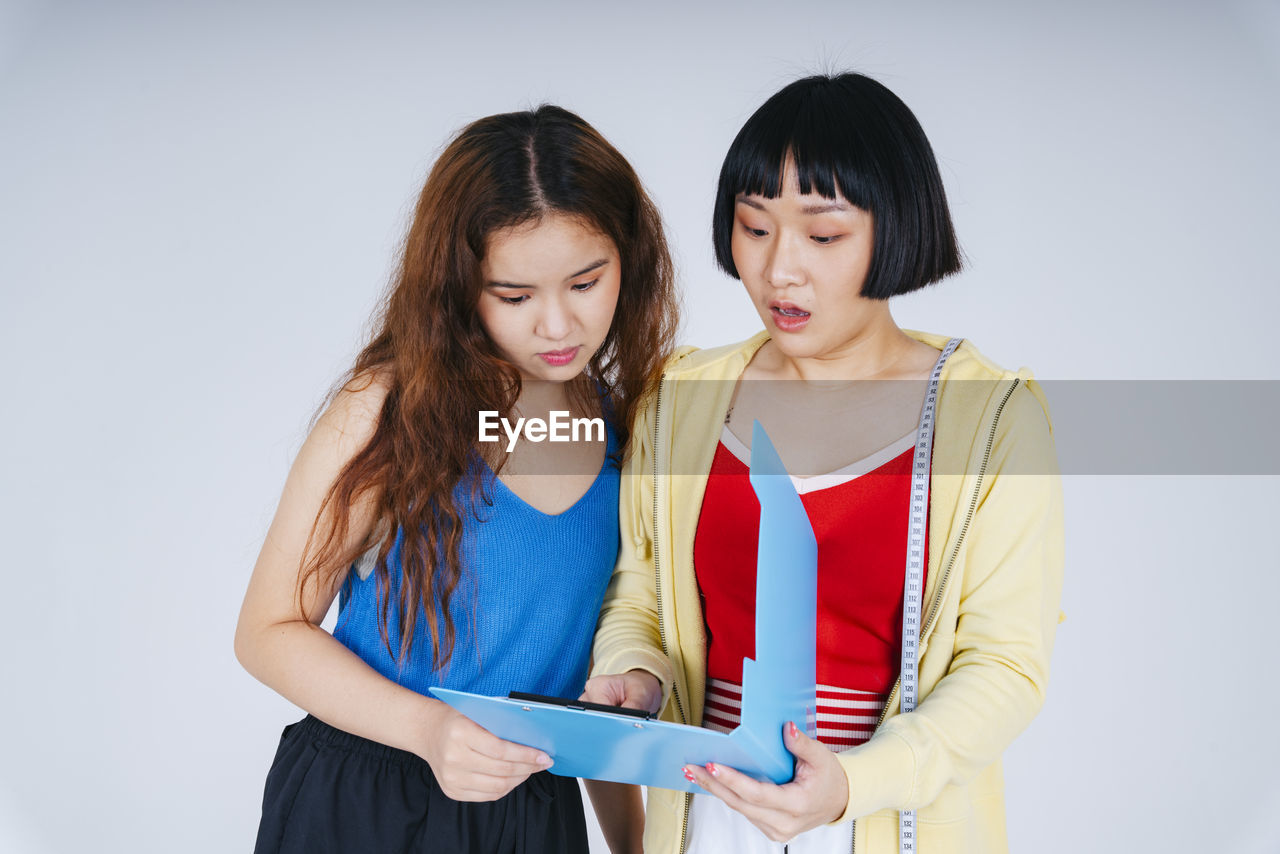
[591,330,1064,854]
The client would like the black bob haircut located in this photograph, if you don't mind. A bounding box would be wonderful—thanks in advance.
[713,73,962,299]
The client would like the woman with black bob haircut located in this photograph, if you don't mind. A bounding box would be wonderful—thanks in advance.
[712,72,962,298]
[587,72,1063,854]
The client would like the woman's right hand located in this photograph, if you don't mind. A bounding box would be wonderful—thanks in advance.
[580,670,663,714]
[416,701,553,802]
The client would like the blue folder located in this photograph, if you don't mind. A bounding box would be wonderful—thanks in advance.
[430,420,817,792]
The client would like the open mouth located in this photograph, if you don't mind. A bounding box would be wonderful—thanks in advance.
[770,303,811,331]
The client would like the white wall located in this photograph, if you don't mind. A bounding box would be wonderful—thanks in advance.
[1,1,1277,851]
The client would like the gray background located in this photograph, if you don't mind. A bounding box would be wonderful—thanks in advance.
[2,1,1277,851]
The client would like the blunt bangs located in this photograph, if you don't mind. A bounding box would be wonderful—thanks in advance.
[713,73,962,299]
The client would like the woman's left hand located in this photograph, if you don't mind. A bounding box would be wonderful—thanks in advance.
[682,721,849,843]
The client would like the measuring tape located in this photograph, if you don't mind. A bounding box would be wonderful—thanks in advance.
[898,337,961,854]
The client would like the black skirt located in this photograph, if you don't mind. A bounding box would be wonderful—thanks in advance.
[253,715,589,854]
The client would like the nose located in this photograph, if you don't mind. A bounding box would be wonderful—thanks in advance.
[763,232,806,290]
[534,293,575,343]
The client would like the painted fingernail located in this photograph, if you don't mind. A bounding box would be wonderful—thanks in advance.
[683,766,696,782]
[705,762,719,777]
[788,721,799,738]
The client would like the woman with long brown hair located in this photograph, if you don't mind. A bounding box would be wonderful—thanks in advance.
[235,105,677,853]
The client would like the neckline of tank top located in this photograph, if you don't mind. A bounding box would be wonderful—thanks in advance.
[718,424,916,495]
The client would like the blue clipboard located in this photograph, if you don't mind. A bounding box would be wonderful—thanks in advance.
[430,421,817,792]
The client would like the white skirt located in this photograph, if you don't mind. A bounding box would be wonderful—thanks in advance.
[686,791,854,854]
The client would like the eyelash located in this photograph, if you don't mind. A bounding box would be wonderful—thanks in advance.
[497,279,599,305]
[739,223,842,245]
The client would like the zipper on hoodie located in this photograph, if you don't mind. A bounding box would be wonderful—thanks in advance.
[650,375,693,853]
[849,378,1020,854]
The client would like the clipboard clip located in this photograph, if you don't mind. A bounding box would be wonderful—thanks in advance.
[507,691,655,721]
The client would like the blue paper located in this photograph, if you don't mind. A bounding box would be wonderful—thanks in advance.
[430,420,817,792]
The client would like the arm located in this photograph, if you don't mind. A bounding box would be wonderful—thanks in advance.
[832,380,1064,819]
[583,780,645,854]
[233,379,551,801]
[688,381,1064,836]
[578,390,671,850]
[577,674,658,854]
[585,394,675,707]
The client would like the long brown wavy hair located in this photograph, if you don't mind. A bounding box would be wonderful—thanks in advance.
[297,105,678,668]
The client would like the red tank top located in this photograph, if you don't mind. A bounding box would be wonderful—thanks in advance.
[694,429,927,699]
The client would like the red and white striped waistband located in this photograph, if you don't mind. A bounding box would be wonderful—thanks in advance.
[701,677,886,752]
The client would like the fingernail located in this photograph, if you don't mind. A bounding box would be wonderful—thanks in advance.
[683,766,696,782]
[788,721,799,738]
[705,762,719,778]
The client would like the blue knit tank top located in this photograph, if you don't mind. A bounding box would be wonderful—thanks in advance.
[333,423,620,700]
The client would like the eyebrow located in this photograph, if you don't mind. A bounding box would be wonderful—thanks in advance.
[735,196,853,215]
[487,258,609,290]
[801,201,852,214]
